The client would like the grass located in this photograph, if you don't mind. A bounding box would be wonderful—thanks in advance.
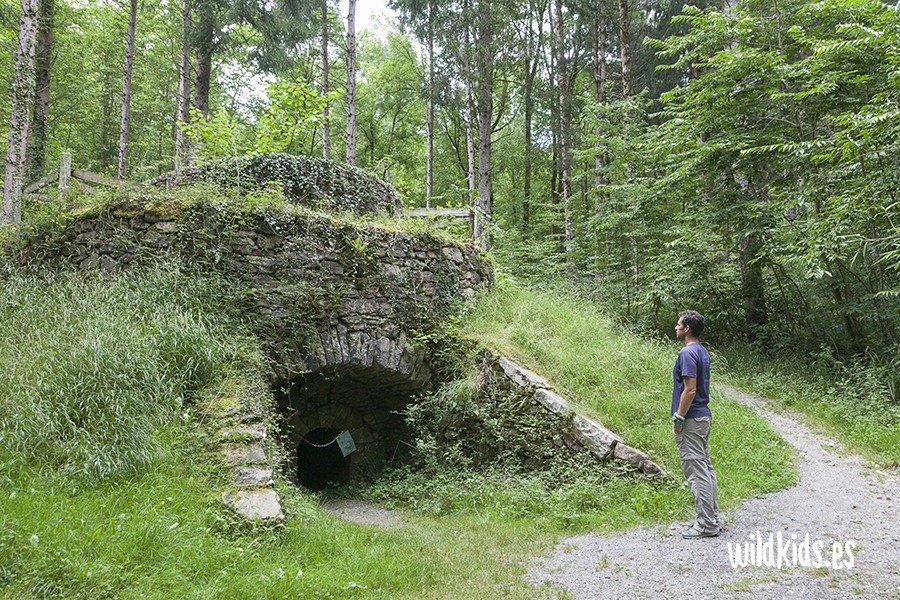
[718,349,900,466]
[459,279,798,509]
[0,264,801,598]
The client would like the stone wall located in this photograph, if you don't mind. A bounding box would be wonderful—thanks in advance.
[23,199,492,517]
[32,201,490,389]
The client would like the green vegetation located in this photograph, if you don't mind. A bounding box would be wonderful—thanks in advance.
[459,281,797,506]
[720,349,900,466]
[0,259,797,599]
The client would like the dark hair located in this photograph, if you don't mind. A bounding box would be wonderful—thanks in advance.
[679,310,705,338]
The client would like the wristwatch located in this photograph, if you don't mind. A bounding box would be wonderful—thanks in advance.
[673,414,685,425]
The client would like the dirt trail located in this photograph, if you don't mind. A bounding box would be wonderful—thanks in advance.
[529,385,900,599]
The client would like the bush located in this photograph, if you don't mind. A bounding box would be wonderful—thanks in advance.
[151,153,401,215]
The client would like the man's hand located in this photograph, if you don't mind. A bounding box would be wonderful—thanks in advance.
[673,413,685,434]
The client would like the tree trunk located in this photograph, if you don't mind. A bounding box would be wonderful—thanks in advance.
[474,0,493,250]
[523,0,546,237]
[321,0,330,159]
[2,0,40,225]
[193,48,211,120]
[462,0,476,206]
[28,0,53,183]
[465,77,476,206]
[617,0,632,100]
[174,0,192,172]
[555,0,576,272]
[117,0,138,179]
[739,233,768,344]
[592,0,607,191]
[345,0,357,165]
[425,3,434,208]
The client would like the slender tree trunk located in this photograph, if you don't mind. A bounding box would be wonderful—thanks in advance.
[592,0,607,191]
[2,0,40,225]
[28,0,53,183]
[474,0,493,250]
[465,79,476,205]
[117,0,138,179]
[555,0,575,272]
[321,0,330,159]
[425,2,434,208]
[617,0,632,100]
[462,0,476,206]
[523,0,545,237]
[345,0,357,165]
[739,233,768,344]
[174,0,192,172]
[193,49,211,120]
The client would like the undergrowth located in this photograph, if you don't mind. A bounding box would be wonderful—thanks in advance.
[719,348,900,465]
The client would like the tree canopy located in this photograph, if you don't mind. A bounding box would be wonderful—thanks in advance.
[1,0,897,375]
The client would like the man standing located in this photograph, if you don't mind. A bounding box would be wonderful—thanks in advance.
[672,310,720,539]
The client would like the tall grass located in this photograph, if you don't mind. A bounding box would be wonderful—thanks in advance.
[0,264,242,482]
[0,266,800,599]
[720,348,900,465]
[459,279,797,506]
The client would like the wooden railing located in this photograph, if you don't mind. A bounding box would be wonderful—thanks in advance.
[25,152,141,195]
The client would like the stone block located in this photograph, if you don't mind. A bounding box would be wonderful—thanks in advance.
[222,490,282,521]
[613,443,667,476]
[220,423,267,442]
[498,357,552,390]
[233,467,274,486]
[533,389,572,415]
[221,442,267,466]
[571,414,623,458]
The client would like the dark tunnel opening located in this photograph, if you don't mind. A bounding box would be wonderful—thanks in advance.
[296,427,352,491]
[275,365,422,492]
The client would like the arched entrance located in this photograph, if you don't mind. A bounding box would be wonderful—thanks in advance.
[276,363,422,490]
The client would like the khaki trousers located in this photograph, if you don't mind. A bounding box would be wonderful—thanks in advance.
[674,416,720,533]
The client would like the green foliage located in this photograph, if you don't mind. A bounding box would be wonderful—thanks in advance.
[0,264,248,482]
[254,78,332,155]
[721,346,900,464]
[460,281,797,501]
[181,108,254,163]
[178,153,400,215]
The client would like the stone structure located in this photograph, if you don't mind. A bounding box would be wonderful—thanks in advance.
[24,198,490,518]
[23,191,665,519]
[496,357,665,476]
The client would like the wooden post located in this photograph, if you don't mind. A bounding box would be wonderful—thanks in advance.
[58,151,71,192]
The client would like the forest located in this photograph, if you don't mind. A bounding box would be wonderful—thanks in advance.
[1,1,900,597]
[1,0,898,377]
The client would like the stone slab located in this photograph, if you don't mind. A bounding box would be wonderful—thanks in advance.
[571,414,623,458]
[533,388,573,415]
[614,442,667,476]
[223,490,283,520]
[498,357,552,390]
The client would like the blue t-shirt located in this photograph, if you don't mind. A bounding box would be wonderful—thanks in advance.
[672,343,711,419]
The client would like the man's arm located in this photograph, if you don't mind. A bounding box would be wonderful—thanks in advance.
[674,376,696,432]
[677,376,697,417]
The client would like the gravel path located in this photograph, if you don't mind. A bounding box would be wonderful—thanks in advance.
[529,385,900,599]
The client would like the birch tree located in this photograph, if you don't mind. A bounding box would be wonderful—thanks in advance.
[117,0,139,178]
[2,0,40,225]
[27,0,54,182]
[345,0,357,165]
[321,0,331,159]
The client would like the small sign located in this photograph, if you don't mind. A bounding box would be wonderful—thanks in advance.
[336,430,356,457]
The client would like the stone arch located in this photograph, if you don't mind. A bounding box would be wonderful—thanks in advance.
[274,326,431,489]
